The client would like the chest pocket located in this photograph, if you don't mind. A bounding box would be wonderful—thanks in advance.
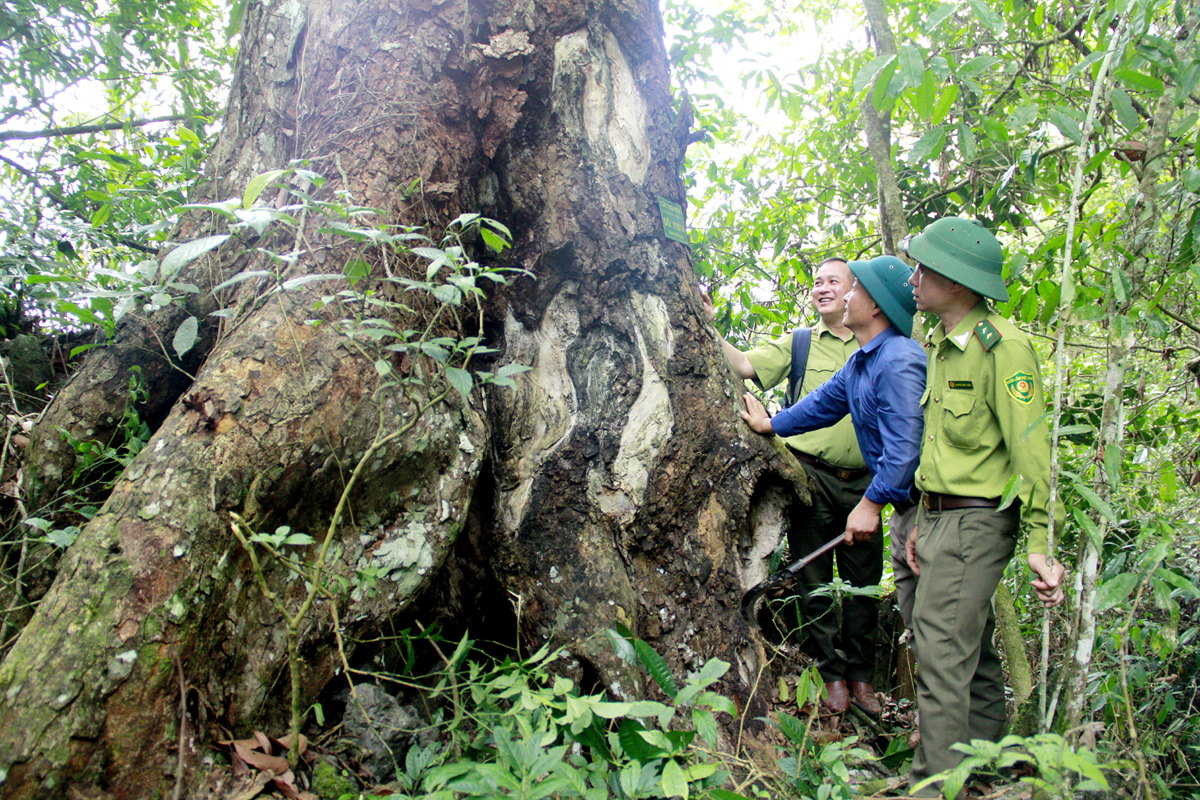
[802,355,841,392]
[942,390,986,450]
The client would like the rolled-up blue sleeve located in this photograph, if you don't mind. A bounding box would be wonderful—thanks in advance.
[863,342,926,506]
[770,364,852,438]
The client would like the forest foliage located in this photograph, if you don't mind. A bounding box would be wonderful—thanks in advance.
[0,0,1198,797]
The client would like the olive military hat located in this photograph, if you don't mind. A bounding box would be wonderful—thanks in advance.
[904,217,1009,302]
[847,255,918,334]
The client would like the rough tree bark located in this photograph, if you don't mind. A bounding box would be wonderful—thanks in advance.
[0,0,803,796]
[858,0,908,257]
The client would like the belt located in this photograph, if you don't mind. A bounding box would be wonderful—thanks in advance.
[789,449,870,482]
[893,486,922,515]
[922,492,1002,512]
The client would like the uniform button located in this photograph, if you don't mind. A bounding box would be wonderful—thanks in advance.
[934,397,940,403]
[920,475,926,481]
[938,356,945,362]
[928,435,933,441]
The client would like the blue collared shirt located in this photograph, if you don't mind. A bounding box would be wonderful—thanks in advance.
[771,326,926,506]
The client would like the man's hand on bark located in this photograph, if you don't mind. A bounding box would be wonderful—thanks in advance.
[740,392,774,435]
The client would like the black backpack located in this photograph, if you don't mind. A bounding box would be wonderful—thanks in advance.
[784,328,812,407]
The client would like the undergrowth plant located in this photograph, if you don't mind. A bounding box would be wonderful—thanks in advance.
[336,627,749,800]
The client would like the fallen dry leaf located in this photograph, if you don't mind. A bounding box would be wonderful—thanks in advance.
[232,741,289,774]
[228,769,274,800]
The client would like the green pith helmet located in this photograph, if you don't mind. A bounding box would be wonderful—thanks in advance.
[905,217,1009,302]
[847,255,917,334]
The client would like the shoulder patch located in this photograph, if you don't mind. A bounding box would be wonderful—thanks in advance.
[1005,372,1036,404]
[974,319,1002,351]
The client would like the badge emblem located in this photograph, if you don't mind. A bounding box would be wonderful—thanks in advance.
[1005,372,1035,404]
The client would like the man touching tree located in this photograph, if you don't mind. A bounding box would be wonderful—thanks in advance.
[902,218,1066,796]
[704,258,875,713]
[737,256,926,716]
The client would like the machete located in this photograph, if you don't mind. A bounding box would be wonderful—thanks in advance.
[741,533,845,629]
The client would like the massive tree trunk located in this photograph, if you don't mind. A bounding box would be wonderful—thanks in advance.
[0,0,802,796]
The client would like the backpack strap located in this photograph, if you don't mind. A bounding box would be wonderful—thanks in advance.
[785,327,813,407]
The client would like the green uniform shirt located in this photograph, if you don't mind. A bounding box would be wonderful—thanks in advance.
[915,301,1058,554]
[744,321,864,469]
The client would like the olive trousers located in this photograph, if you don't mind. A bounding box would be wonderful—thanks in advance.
[788,463,878,684]
[909,505,1018,796]
[888,503,920,659]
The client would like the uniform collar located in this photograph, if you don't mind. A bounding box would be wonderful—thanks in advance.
[930,301,990,352]
[813,318,854,343]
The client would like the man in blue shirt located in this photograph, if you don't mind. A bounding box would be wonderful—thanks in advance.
[742,256,926,709]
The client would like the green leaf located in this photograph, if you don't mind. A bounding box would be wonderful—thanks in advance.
[996,474,1023,511]
[925,3,957,33]
[91,203,112,228]
[1103,444,1121,487]
[445,367,474,399]
[692,708,718,746]
[163,235,232,276]
[774,711,807,744]
[913,70,937,120]
[606,626,639,665]
[958,56,1002,78]
[1114,69,1164,93]
[480,227,508,253]
[243,169,288,209]
[1111,314,1135,342]
[634,638,678,698]
[592,701,633,718]
[1072,481,1118,524]
[958,123,977,159]
[852,55,897,95]
[1006,103,1039,130]
[279,273,346,292]
[1110,88,1140,131]
[909,127,946,164]
[374,359,392,377]
[1174,112,1200,138]
[1095,573,1138,613]
[966,0,1003,34]
[684,763,719,782]
[899,44,924,89]
[931,84,959,126]
[695,690,735,715]
[1048,108,1083,144]
[1155,566,1200,599]
[1072,507,1103,552]
[980,115,1008,143]
[618,720,658,763]
[1159,461,1177,502]
[283,533,316,546]
[46,526,81,548]
[661,759,688,799]
[872,59,899,110]
[1112,269,1131,304]
[172,316,199,358]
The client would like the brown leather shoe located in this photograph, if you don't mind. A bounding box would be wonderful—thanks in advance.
[824,679,849,713]
[847,680,881,716]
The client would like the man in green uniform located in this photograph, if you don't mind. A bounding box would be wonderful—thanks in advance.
[703,258,882,716]
[902,218,1066,795]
